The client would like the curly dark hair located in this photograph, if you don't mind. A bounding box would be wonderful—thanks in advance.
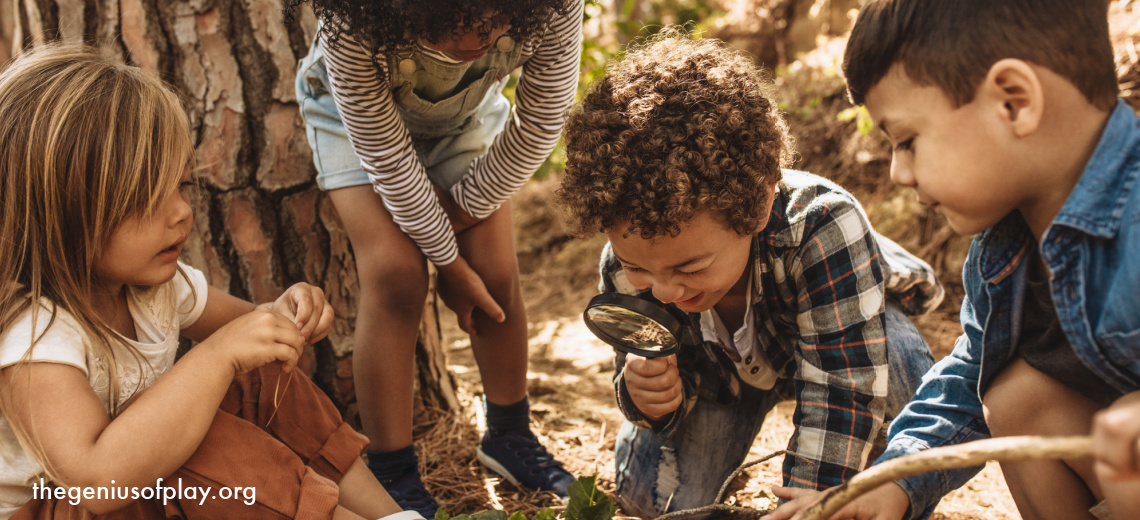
[558,30,793,239]
[285,0,573,60]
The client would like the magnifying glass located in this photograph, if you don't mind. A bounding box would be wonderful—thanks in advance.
[582,293,700,358]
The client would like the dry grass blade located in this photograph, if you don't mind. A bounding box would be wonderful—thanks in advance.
[799,436,1093,520]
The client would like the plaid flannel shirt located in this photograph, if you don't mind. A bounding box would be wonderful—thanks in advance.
[601,170,944,490]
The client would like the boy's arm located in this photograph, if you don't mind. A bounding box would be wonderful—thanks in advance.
[872,284,993,518]
[779,201,893,490]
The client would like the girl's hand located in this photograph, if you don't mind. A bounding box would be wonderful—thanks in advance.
[436,256,505,335]
[198,307,305,374]
[767,483,910,520]
[1093,390,1140,481]
[270,282,334,345]
[624,354,683,421]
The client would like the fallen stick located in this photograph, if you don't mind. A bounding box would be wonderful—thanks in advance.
[798,435,1093,520]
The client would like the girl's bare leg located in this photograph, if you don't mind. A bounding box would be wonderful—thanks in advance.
[337,457,402,518]
[327,185,429,452]
[983,358,1101,520]
[455,200,528,405]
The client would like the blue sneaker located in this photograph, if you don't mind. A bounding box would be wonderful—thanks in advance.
[377,467,439,518]
[477,430,575,496]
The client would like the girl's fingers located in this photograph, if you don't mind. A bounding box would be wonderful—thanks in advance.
[475,290,505,323]
[310,304,334,344]
[457,309,477,336]
[292,292,313,332]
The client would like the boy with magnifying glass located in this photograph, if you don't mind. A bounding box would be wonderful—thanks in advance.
[556,30,943,517]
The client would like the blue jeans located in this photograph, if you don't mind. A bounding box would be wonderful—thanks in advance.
[613,303,934,517]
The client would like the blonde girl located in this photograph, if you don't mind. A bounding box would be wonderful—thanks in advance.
[0,43,419,520]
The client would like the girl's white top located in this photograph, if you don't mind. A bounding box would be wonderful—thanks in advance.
[321,0,583,265]
[0,263,208,519]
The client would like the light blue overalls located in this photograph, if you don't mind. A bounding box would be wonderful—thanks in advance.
[295,32,531,191]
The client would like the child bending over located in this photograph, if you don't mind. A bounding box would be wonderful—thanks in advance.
[556,31,944,517]
[0,44,413,520]
[287,0,584,511]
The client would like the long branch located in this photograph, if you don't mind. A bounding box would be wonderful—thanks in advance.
[799,435,1093,520]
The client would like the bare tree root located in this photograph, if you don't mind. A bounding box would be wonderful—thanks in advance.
[798,435,1092,520]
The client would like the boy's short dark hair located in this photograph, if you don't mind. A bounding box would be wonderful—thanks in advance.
[558,30,793,239]
[843,0,1117,110]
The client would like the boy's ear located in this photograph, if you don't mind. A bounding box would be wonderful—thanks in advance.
[751,181,779,234]
[979,58,1043,138]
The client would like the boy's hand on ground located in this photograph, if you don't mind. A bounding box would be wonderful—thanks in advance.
[433,184,482,234]
[270,282,334,345]
[768,483,910,520]
[624,354,682,421]
[1093,390,1140,481]
[200,307,305,375]
[437,256,506,335]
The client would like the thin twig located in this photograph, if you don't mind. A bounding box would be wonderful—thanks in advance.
[655,503,770,520]
[713,451,814,504]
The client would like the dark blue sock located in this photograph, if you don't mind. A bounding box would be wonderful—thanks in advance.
[366,445,418,482]
[484,395,531,434]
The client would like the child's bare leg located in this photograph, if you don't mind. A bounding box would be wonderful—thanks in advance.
[983,358,1101,520]
[337,457,402,518]
[457,200,573,493]
[456,199,528,405]
[327,185,429,452]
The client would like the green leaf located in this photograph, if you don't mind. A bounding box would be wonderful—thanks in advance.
[564,475,615,520]
[576,500,616,520]
[534,509,557,520]
[466,511,508,520]
[507,512,528,520]
[436,509,451,520]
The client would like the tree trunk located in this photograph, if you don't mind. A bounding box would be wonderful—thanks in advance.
[7,0,459,426]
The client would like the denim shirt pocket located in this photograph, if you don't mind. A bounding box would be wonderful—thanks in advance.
[1099,328,1140,389]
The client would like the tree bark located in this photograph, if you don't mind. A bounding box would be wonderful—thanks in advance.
[8,0,459,425]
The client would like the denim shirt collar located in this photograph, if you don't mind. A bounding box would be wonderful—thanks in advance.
[975,99,1140,283]
[1052,99,1140,239]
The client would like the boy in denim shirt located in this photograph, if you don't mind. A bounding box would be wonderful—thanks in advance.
[770,1,1140,519]
[555,32,944,517]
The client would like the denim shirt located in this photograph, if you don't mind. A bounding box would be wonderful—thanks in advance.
[878,100,1140,518]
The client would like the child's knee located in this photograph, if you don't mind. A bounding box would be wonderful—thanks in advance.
[357,256,429,313]
[983,358,1093,436]
[479,268,521,306]
[984,360,1042,434]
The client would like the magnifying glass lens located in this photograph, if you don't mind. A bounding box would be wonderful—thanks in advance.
[585,304,678,355]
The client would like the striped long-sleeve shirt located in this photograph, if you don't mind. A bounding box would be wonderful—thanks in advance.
[320,2,583,265]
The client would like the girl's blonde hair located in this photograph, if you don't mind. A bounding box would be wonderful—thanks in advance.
[0,43,194,480]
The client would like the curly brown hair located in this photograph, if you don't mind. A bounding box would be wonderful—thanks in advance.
[285,0,572,62]
[558,30,793,240]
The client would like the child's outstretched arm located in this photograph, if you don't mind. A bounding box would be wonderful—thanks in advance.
[183,283,334,345]
[0,307,304,514]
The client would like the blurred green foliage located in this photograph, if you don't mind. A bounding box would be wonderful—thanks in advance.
[532,0,726,178]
